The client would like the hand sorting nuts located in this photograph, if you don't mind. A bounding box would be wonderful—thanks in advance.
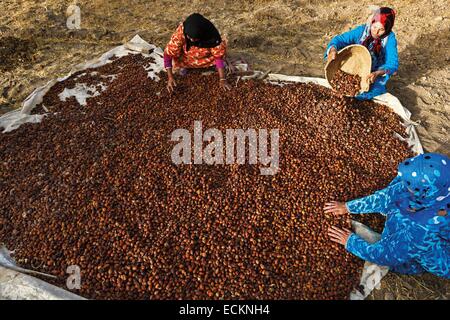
[330,69,362,97]
[0,53,413,299]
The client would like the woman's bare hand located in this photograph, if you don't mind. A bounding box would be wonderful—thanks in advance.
[327,47,338,63]
[367,72,377,84]
[219,79,232,91]
[367,70,385,84]
[328,226,353,246]
[323,201,349,216]
[167,76,177,93]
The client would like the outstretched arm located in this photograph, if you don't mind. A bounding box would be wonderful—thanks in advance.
[324,178,405,216]
[345,229,413,267]
[345,179,404,214]
[360,32,399,92]
[211,41,231,90]
[376,32,399,76]
[325,25,366,60]
[164,24,185,93]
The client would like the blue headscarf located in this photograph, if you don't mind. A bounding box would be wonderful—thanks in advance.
[395,153,449,236]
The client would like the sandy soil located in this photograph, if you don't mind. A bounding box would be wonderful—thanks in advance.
[0,0,448,299]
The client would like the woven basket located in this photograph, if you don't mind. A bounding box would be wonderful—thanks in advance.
[325,44,372,95]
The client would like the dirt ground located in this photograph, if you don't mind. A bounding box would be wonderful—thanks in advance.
[0,0,448,299]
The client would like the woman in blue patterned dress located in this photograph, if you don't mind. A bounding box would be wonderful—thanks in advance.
[325,153,449,278]
[325,7,398,100]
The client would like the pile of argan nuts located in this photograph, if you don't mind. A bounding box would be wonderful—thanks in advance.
[330,69,362,97]
[0,53,413,300]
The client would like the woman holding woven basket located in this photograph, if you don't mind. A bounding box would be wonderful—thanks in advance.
[325,7,398,100]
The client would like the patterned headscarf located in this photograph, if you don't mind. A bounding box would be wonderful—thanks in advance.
[183,13,222,51]
[361,7,396,56]
[396,153,449,235]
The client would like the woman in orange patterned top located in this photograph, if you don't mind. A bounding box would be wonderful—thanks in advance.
[164,13,231,92]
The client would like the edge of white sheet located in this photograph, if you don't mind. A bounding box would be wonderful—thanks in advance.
[0,266,85,300]
[0,35,423,300]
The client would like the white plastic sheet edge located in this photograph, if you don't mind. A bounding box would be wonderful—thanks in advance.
[0,265,85,300]
[0,35,424,300]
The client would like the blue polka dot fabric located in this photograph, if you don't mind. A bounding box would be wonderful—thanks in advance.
[397,153,449,208]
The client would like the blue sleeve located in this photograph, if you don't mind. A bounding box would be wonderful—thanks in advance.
[345,179,404,214]
[346,230,413,267]
[324,25,365,59]
[347,225,450,278]
[377,32,399,75]
[413,230,450,279]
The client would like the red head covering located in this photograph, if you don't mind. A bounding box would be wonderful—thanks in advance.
[362,7,396,56]
[372,7,396,35]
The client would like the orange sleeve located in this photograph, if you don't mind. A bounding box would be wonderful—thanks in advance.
[164,24,185,58]
[210,39,227,59]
